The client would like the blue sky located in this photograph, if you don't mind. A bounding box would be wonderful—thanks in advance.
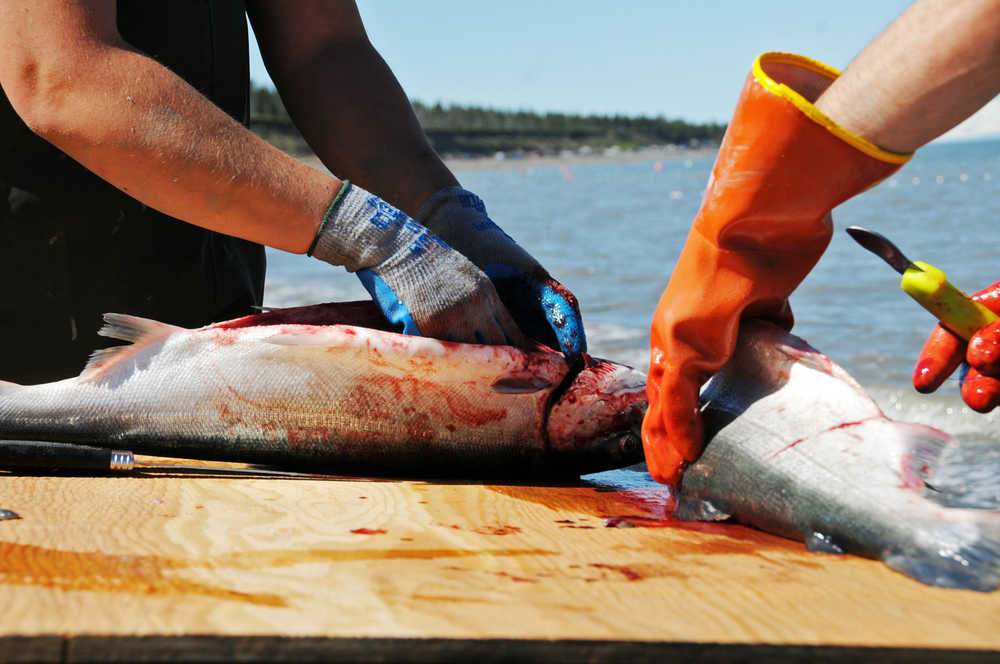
[249,1,998,138]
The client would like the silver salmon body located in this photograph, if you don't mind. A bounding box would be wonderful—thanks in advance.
[0,302,646,476]
[678,321,1000,591]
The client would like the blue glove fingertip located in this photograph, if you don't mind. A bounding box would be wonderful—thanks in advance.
[540,285,587,356]
[356,269,422,336]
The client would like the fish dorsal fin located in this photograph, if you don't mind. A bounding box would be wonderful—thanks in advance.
[80,313,182,379]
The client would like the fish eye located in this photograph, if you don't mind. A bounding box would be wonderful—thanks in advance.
[620,435,639,456]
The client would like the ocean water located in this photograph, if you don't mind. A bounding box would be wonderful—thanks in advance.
[264,138,1000,445]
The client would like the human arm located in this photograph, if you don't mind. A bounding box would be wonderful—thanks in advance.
[814,0,1000,153]
[0,0,336,252]
[0,0,519,344]
[246,0,455,217]
[644,0,1000,484]
[247,1,586,355]
[814,0,1000,410]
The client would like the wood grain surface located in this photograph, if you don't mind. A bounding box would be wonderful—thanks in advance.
[1,464,998,662]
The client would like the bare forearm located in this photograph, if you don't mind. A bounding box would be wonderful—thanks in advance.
[248,1,457,216]
[815,0,1000,153]
[275,40,457,215]
[3,30,338,253]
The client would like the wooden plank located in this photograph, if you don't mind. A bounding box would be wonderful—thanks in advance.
[1,469,998,661]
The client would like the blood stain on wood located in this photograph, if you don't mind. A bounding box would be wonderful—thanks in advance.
[0,542,286,607]
[0,542,558,606]
[473,525,522,536]
[488,482,802,556]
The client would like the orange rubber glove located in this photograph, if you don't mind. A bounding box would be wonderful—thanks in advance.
[914,279,1000,412]
[642,52,911,485]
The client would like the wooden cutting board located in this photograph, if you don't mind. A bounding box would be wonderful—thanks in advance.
[1,465,998,662]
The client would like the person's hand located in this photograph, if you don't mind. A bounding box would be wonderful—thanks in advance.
[642,52,909,485]
[913,279,1000,411]
[415,187,586,358]
[310,182,524,346]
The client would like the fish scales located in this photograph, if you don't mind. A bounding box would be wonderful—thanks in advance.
[678,321,1000,591]
[0,302,646,475]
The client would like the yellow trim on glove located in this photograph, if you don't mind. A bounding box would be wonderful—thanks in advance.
[752,52,912,165]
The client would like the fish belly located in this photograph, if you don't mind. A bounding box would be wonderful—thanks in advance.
[0,320,566,471]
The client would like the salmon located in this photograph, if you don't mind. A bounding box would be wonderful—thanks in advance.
[677,321,1000,591]
[0,302,645,476]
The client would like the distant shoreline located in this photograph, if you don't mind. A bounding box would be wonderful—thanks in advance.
[443,145,717,171]
[297,145,718,176]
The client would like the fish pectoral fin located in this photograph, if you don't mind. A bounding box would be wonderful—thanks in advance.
[80,313,183,379]
[490,375,555,394]
[804,531,846,555]
[673,495,732,522]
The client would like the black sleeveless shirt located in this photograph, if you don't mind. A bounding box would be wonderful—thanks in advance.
[0,0,266,383]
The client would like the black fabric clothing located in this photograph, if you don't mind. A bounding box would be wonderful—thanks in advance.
[0,0,266,384]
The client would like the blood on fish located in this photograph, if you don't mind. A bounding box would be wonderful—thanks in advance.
[350,528,387,535]
[769,418,874,459]
[0,299,647,479]
[210,330,238,346]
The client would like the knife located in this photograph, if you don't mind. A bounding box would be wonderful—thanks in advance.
[845,226,998,340]
[0,440,334,479]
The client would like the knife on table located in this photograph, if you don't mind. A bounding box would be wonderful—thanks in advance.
[0,440,332,479]
[845,226,998,340]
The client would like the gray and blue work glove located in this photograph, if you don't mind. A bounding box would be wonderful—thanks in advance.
[416,187,586,357]
[309,182,523,346]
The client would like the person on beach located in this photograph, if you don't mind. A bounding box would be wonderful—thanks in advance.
[643,0,1000,484]
[0,1,586,384]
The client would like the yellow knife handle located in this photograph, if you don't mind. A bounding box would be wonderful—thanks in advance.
[900,261,999,341]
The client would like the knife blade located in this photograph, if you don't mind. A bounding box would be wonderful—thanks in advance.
[845,226,997,340]
[845,226,920,275]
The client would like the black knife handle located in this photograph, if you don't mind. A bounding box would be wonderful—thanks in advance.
[0,440,114,471]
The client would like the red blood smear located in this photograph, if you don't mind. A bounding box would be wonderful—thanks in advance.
[474,525,523,536]
[769,419,871,459]
[590,563,642,581]
[214,301,397,331]
[488,481,802,553]
[350,528,387,535]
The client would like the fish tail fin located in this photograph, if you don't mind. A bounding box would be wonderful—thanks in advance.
[884,427,1000,591]
[80,314,182,379]
[883,515,1000,592]
[920,432,1000,510]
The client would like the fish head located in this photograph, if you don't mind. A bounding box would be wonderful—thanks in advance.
[545,356,648,473]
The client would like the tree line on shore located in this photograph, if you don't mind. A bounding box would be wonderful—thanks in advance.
[250,84,726,157]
